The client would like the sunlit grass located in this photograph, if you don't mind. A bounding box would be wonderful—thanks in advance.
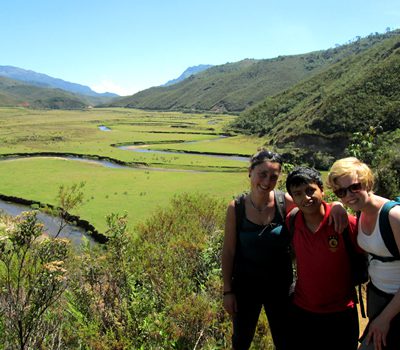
[0,107,269,231]
[0,107,258,169]
[0,157,248,232]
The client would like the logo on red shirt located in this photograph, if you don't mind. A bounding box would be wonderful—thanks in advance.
[328,235,339,252]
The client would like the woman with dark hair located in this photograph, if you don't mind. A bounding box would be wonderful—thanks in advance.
[222,148,348,350]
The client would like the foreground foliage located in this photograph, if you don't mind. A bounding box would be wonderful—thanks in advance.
[0,193,277,349]
[0,212,70,349]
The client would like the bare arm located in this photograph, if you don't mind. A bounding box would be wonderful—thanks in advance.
[328,201,348,233]
[222,201,238,316]
[366,206,400,350]
[284,192,296,214]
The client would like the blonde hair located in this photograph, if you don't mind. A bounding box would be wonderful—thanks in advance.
[327,157,375,192]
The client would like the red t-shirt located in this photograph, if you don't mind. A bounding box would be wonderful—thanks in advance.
[287,202,358,313]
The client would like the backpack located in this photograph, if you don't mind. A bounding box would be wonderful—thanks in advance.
[370,197,400,262]
[287,207,368,317]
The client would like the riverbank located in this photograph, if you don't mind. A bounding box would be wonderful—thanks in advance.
[0,194,108,244]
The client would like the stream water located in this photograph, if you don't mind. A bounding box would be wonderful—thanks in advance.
[0,199,96,246]
[0,132,248,241]
[117,146,249,162]
[98,125,249,162]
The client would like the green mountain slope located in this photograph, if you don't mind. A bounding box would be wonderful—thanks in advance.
[108,32,396,112]
[0,76,96,109]
[229,30,400,159]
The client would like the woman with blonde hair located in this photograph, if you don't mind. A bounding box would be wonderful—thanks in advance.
[328,157,400,350]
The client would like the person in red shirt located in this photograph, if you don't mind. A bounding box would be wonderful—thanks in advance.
[285,166,359,350]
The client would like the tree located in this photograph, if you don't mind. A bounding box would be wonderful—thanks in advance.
[346,126,400,198]
[345,125,382,165]
[43,182,86,238]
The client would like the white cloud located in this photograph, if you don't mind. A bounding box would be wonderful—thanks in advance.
[90,80,141,96]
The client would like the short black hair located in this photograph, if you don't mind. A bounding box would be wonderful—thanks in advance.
[286,166,323,195]
[249,148,283,170]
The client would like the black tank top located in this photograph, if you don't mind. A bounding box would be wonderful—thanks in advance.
[234,190,292,285]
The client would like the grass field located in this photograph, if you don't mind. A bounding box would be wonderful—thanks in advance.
[0,107,268,232]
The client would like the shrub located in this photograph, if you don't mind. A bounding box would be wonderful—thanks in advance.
[0,211,70,349]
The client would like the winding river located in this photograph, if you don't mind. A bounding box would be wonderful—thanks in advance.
[98,126,249,162]
[0,129,249,243]
[0,199,96,246]
[117,145,250,162]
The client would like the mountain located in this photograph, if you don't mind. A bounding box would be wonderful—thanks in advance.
[0,75,89,109]
[107,32,396,113]
[163,64,213,86]
[0,65,118,100]
[229,30,400,164]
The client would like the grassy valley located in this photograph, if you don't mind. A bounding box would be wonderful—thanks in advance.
[0,108,258,232]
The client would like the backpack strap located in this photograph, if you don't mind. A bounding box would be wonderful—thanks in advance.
[234,193,246,236]
[286,207,300,293]
[379,199,400,259]
[274,190,286,222]
[235,191,286,232]
[288,207,299,240]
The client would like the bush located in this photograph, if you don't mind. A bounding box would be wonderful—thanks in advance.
[0,211,70,349]
[0,193,278,349]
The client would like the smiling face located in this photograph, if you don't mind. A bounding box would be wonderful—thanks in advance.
[289,182,324,215]
[334,174,369,211]
[249,161,281,195]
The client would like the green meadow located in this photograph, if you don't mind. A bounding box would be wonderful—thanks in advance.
[0,107,265,232]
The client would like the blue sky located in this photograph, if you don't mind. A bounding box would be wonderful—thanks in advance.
[1,0,400,95]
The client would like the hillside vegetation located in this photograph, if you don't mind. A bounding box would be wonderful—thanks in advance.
[229,31,400,158]
[108,31,396,112]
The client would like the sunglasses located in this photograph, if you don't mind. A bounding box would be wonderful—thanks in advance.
[333,183,363,198]
[250,150,283,168]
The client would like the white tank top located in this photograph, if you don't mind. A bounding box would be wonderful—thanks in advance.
[357,209,400,294]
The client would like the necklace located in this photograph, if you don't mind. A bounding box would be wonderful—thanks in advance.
[249,195,269,212]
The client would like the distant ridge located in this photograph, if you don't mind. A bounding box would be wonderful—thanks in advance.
[108,31,398,112]
[163,65,213,86]
[0,66,118,98]
[0,75,87,109]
